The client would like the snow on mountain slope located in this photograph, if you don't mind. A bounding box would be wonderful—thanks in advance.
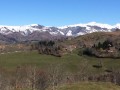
[58,22,114,29]
[115,23,120,29]
[66,30,72,36]
[0,22,120,38]
[0,24,45,35]
[58,22,119,36]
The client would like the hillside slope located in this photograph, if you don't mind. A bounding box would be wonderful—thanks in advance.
[65,31,120,47]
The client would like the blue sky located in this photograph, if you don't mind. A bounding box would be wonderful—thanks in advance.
[0,0,120,26]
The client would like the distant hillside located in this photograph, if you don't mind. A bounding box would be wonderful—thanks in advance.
[62,31,120,58]
[64,31,120,47]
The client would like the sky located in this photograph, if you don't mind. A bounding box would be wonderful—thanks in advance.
[0,0,120,26]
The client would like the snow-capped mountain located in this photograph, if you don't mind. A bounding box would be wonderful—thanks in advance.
[58,22,117,36]
[0,22,119,43]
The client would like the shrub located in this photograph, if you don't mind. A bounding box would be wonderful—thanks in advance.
[83,48,93,56]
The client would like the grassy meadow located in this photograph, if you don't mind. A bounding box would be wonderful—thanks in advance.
[0,50,120,89]
[56,82,120,90]
[0,50,120,74]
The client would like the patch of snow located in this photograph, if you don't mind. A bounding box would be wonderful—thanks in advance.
[86,22,114,29]
[58,22,114,29]
[114,23,120,29]
[66,30,72,36]
[76,32,85,36]
[49,32,58,35]
[59,31,65,35]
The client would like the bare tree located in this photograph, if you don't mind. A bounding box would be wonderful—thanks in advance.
[35,70,49,90]
[48,64,64,90]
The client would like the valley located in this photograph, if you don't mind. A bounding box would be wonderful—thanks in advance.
[1,0,119,89]
[0,24,120,90]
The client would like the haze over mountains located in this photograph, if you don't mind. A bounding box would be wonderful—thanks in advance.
[0,22,120,43]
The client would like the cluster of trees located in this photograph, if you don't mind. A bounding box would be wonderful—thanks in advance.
[79,39,120,58]
[31,41,64,57]
[93,40,113,50]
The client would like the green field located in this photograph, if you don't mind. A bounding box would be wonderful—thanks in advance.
[0,51,120,74]
[21,82,120,90]
[0,51,120,90]
[56,82,120,90]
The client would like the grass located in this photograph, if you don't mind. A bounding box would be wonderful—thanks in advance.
[1,51,120,90]
[0,51,120,74]
[23,82,120,90]
[56,82,120,90]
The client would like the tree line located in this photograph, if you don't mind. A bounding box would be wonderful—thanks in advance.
[79,39,120,58]
[31,40,63,57]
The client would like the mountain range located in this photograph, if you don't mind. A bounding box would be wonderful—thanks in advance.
[0,22,120,43]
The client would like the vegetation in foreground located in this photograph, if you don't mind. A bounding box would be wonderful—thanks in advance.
[0,51,120,89]
[56,82,120,90]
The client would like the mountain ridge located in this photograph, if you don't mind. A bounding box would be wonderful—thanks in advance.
[0,22,120,43]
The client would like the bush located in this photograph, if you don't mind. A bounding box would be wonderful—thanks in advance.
[83,48,93,56]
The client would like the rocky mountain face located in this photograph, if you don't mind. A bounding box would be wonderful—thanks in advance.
[0,22,120,43]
